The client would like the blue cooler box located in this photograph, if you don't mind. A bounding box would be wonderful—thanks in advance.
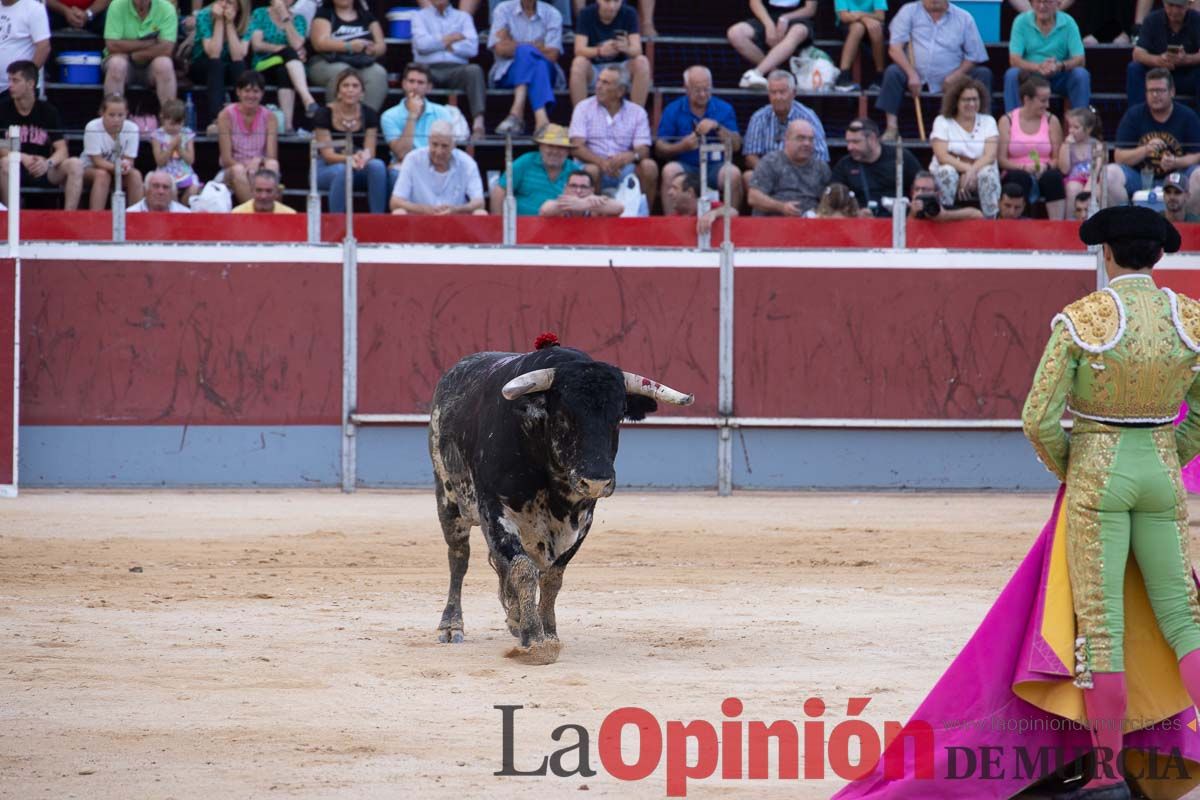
[387,8,417,40]
[953,0,1002,44]
[57,52,102,85]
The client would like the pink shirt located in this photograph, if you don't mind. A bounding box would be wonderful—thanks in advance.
[1005,111,1052,169]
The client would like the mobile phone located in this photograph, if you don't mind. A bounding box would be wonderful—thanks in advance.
[613,29,628,39]
[1168,44,1184,55]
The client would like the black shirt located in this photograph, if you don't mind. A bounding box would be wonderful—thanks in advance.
[313,104,381,152]
[576,3,639,64]
[830,145,922,216]
[1138,8,1200,56]
[315,3,378,43]
[0,97,64,160]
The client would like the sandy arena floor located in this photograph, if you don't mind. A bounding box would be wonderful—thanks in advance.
[4,489,1199,800]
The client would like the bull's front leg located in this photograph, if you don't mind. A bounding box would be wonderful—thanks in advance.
[538,566,564,642]
[489,510,561,665]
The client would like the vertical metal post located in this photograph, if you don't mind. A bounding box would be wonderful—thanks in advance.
[7,126,19,255]
[502,134,516,245]
[5,126,19,495]
[341,239,358,486]
[306,138,320,243]
[111,138,125,242]
[340,132,358,493]
[891,136,906,250]
[717,138,734,497]
[696,140,725,249]
[343,134,354,241]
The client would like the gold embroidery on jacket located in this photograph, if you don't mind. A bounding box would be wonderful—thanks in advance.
[1062,292,1121,350]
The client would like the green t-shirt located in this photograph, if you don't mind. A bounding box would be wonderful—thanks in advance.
[103,0,178,58]
[497,151,583,216]
[834,0,887,14]
[1009,11,1084,63]
[244,6,307,69]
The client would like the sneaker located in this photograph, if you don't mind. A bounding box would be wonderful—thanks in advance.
[880,126,899,143]
[495,115,525,136]
[834,72,859,92]
[867,81,881,92]
[739,69,768,90]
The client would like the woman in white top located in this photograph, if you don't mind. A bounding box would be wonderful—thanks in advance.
[929,77,1001,219]
[82,94,143,210]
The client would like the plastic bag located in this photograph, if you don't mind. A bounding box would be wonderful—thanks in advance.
[790,47,840,92]
[614,172,648,217]
[189,180,232,213]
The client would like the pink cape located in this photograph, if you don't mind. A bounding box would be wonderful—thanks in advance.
[833,487,1200,800]
[1178,405,1200,493]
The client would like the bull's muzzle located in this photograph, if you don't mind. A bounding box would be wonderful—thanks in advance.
[576,476,615,499]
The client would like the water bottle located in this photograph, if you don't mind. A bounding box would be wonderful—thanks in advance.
[184,93,196,131]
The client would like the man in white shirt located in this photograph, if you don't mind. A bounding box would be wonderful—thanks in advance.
[127,170,191,212]
[410,0,485,140]
[0,0,50,91]
[390,120,486,214]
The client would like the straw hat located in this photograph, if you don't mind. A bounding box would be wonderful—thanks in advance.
[533,124,571,147]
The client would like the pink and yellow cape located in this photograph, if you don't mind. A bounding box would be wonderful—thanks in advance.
[834,487,1200,800]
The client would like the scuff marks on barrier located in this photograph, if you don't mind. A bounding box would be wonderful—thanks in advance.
[20,261,342,425]
[734,267,1095,419]
[355,263,718,417]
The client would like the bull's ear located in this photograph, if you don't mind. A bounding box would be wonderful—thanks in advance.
[624,395,658,421]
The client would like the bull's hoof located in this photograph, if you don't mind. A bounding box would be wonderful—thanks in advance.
[505,638,562,665]
[437,627,465,644]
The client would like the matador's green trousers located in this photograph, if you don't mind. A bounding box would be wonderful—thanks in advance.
[1067,419,1200,673]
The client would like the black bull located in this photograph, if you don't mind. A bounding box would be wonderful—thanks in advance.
[428,346,693,665]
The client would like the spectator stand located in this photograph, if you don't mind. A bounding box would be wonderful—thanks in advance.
[21,0,1200,214]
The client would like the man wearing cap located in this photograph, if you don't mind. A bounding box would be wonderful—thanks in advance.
[489,123,583,216]
[1022,207,1200,800]
[1163,171,1200,223]
[1128,0,1200,108]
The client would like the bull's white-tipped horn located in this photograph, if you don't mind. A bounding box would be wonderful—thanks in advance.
[502,368,557,400]
[622,371,695,406]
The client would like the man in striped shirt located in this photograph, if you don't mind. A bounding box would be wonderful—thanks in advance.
[742,70,827,189]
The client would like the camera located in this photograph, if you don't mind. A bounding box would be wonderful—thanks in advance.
[914,193,941,219]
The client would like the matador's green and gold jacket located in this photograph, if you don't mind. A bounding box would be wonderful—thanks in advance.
[1022,273,1200,482]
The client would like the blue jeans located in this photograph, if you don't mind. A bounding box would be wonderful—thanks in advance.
[317,158,393,213]
[875,64,994,116]
[496,44,557,113]
[1004,66,1090,113]
[1115,163,1197,196]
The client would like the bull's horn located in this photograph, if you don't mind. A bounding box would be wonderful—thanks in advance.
[502,368,557,400]
[623,371,695,406]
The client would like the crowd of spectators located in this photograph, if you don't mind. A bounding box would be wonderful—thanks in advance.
[0,0,1198,225]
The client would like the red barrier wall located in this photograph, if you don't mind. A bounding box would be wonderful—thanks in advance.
[15,249,1197,427]
[21,261,342,425]
[733,266,1094,419]
[357,263,719,416]
[0,258,14,486]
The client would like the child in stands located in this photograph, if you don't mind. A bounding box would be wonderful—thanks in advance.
[151,99,201,205]
[82,94,143,210]
[1059,106,1104,218]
